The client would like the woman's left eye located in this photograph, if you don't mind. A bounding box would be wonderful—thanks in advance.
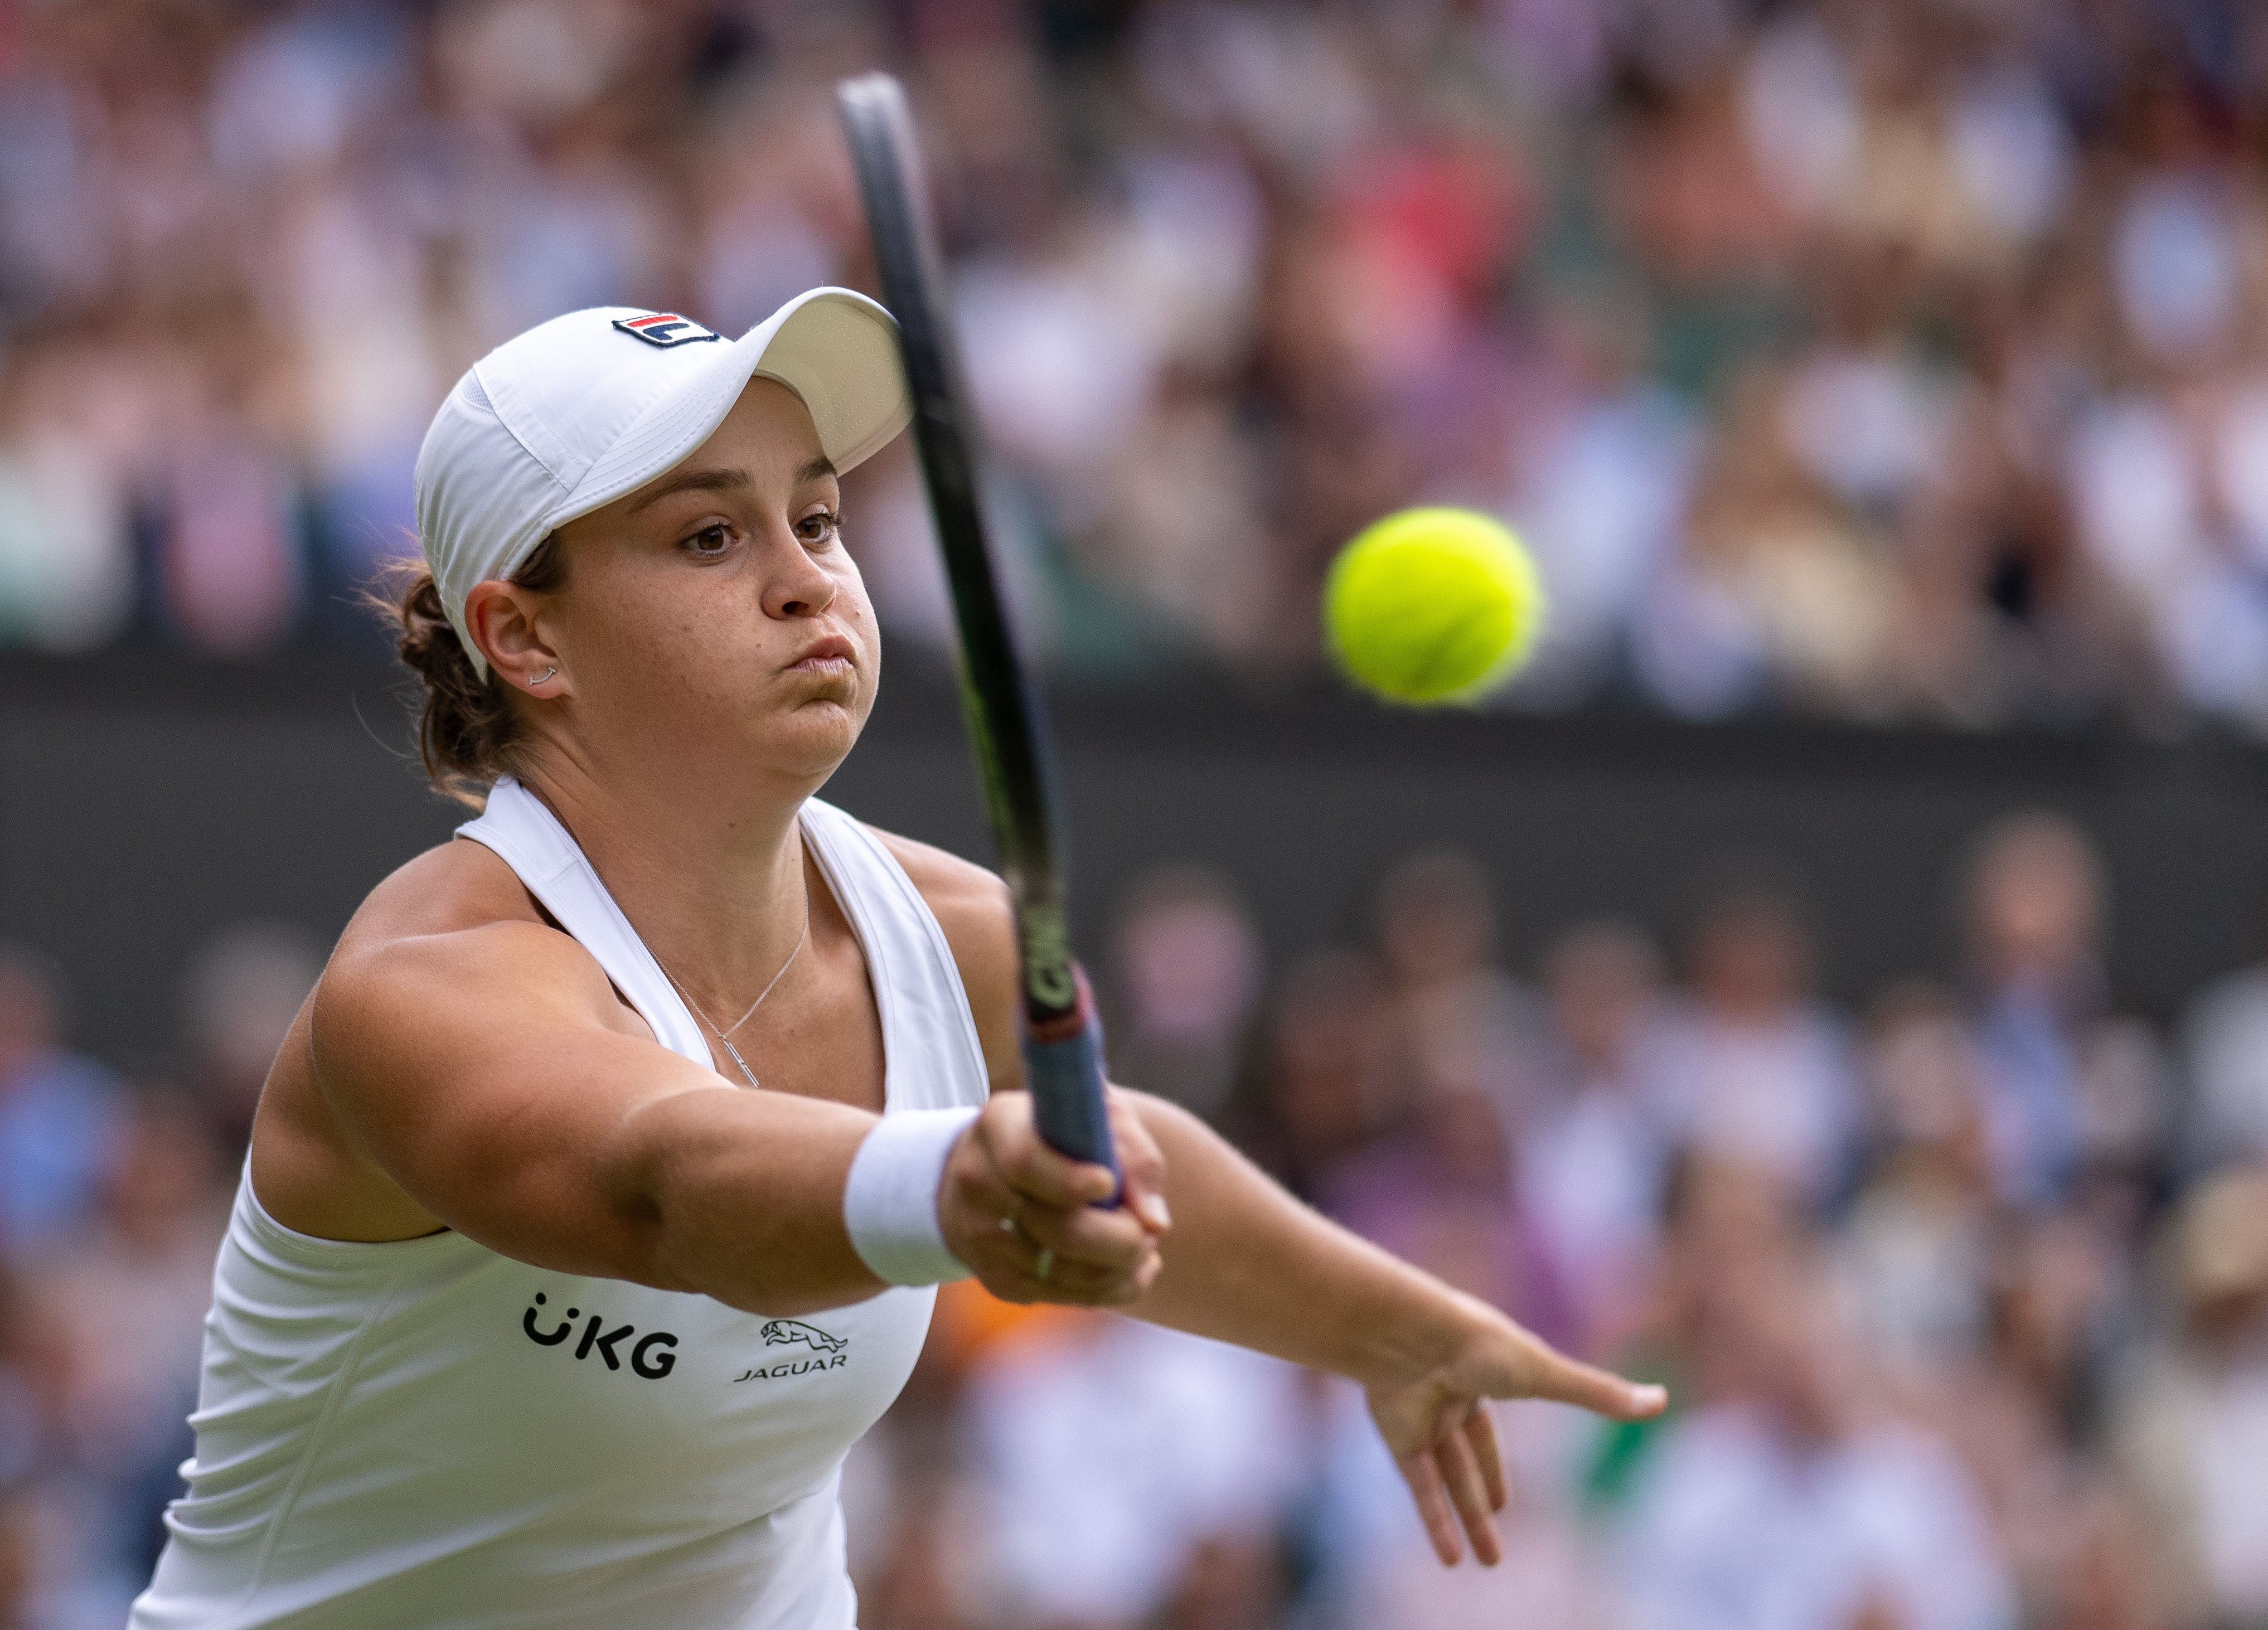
[797,509,842,546]
[682,524,734,556]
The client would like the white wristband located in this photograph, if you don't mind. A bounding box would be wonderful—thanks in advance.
[843,1107,981,1285]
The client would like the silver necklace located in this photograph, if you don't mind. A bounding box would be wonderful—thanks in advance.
[656,915,808,1090]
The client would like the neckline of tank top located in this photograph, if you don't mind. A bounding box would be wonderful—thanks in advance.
[460,778,902,1114]
[234,793,908,1260]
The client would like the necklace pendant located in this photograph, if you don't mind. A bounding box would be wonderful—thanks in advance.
[719,1036,760,1092]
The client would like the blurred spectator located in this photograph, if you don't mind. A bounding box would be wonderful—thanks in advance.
[1961,814,2163,1208]
[1318,1066,1578,1351]
[1314,852,1577,1336]
[31,1092,226,1607]
[1503,298,1700,705]
[0,947,124,1263]
[1370,850,1533,1125]
[1616,1247,2018,1630]
[0,341,134,652]
[1516,920,1679,1355]
[0,1268,42,1495]
[1837,983,1998,1376]
[177,920,323,1151]
[1642,1149,1802,1398]
[2111,1166,2268,1629]
[962,1315,1303,1630]
[151,431,303,654]
[2034,1481,2162,1630]
[1932,1204,2140,1630]
[1233,948,1392,1201]
[2176,918,2268,1172]
[844,1452,983,1630]
[0,1483,32,1630]
[1655,888,1858,1211]
[1104,866,1264,1123]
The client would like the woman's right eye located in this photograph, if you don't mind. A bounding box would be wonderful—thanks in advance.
[682,524,734,556]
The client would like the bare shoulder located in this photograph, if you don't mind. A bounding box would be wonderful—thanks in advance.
[871,829,1011,939]
[318,836,646,1067]
[869,827,1020,1089]
[256,836,643,1241]
[338,834,554,948]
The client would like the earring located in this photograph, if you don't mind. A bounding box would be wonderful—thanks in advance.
[531,667,558,686]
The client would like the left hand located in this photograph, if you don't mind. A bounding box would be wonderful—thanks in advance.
[1365,1298,1666,1566]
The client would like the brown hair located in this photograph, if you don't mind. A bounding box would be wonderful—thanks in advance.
[375,535,570,807]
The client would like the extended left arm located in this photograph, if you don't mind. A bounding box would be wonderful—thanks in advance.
[888,832,1664,1565]
[1120,1091,1665,1566]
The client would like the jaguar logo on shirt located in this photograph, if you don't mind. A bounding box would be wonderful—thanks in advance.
[761,1319,847,1355]
[731,1319,851,1382]
[521,1292,679,1379]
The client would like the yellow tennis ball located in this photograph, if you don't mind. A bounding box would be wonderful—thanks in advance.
[1324,507,1545,704]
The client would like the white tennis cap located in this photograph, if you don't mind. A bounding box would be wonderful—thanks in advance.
[414,287,910,675]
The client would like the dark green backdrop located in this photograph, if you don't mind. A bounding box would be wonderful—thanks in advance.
[6,649,2266,1066]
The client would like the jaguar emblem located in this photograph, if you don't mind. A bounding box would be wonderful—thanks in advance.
[760,1318,847,1355]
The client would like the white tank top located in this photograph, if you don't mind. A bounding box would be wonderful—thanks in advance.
[131,779,992,1630]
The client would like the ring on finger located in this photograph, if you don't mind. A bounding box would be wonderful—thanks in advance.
[1035,1248,1055,1283]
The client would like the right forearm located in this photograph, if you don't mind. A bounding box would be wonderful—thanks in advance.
[619,1087,889,1314]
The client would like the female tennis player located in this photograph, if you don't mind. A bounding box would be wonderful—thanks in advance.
[130,290,1664,1629]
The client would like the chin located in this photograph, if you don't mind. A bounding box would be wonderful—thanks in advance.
[759,696,867,782]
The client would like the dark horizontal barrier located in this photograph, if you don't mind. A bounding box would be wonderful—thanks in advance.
[5,647,2266,1065]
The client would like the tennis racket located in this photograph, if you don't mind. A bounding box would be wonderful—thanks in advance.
[834,71,1119,1185]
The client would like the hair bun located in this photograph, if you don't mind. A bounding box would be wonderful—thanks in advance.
[370,536,567,806]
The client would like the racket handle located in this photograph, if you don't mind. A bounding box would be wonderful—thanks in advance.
[1020,966,1120,1194]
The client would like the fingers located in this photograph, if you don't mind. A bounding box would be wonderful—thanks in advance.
[936,1094,1171,1307]
[1436,1422,1503,1567]
[1009,1190,1156,1271]
[983,1235,1165,1307]
[977,1094,1118,1209]
[958,1150,1154,1277]
[1462,1404,1508,1515]
[951,1197,1160,1305]
[1513,1342,1668,1421]
[1393,1445,1465,1568]
[1106,1090,1172,1234]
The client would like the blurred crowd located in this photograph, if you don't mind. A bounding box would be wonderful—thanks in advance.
[6,1,2268,727]
[9,808,2268,1629]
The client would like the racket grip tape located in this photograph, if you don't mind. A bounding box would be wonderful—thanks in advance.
[1019,966,1120,1192]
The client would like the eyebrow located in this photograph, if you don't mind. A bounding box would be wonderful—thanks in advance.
[626,455,838,515]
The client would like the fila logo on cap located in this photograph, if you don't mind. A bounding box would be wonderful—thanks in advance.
[611,313,721,348]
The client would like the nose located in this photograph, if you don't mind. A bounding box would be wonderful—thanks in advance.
[761,526,838,622]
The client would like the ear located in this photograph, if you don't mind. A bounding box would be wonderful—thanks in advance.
[464,579,568,697]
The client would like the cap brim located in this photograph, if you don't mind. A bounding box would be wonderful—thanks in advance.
[548,288,910,536]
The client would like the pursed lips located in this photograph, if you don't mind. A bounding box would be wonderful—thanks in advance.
[787,634,856,675]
